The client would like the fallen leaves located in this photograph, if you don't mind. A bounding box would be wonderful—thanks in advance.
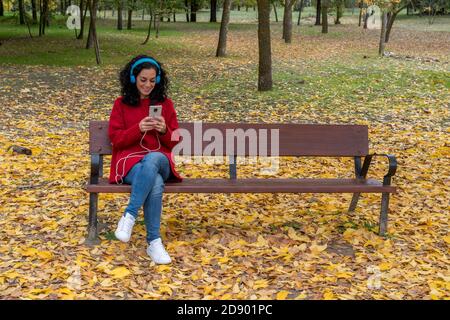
[0,17,449,300]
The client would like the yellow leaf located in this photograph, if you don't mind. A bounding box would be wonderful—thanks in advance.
[336,272,354,279]
[287,227,310,242]
[295,292,307,299]
[253,279,269,289]
[156,265,171,273]
[276,291,289,300]
[110,267,130,279]
[58,288,76,299]
[4,271,21,279]
[379,262,392,271]
[21,248,38,257]
[219,257,229,263]
[159,285,173,296]
[310,242,328,255]
[443,235,450,245]
[100,278,114,287]
[37,251,53,259]
[323,290,336,300]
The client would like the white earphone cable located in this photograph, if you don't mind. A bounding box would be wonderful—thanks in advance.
[114,129,161,184]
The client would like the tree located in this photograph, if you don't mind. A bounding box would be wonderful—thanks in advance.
[117,0,124,30]
[216,0,232,56]
[210,0,217,21]
[0,0,3,17]
[257,0,272,91]
[87,0,101,64]
[384,1,409,42]
[39,0,50,36]
[18,0,25,24]
[321,0,330,33]
[77,0,89,39]
[379,8,387,56]
[297,0,305,25]
[334,0,344,24]
[282,0,297,43]
[31,0,38,23]
[271,0,279,22]
[191,0,199,21]
[127,0,136,30]
[142,0,156,44]
[315,0,322,25]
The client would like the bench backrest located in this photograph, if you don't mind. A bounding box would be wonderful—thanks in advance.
[89,121,368,157]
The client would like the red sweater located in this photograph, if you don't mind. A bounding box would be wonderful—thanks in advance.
[108,96,183,184]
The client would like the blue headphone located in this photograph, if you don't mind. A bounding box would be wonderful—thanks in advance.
[129,57,161,84]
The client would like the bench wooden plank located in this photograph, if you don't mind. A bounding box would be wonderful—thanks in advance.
[86,178,396,193]
[89,121,369,157]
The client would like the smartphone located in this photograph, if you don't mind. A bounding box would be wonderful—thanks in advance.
[149,105,162,118]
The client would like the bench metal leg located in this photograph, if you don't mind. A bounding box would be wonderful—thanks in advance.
[379,192,390,236]
[85,192,101,246]
[348,193,361,212]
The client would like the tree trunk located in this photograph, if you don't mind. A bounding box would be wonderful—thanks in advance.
[87,0,101,65]
[358,7,362,26]
[185,0,190,22]
[142,9,153,45]
[156,3,161,39]
[297,0,304,26]
[117,1,123,30]
[315,0,321,25]
[39,0,42,36]
[78,0,88,39]
[19,0,25,24]
[257,0,272,91]
[127,9,132,29]
[32,0,38,23]
[24,10,33,37]
[210,0,217,22]
[40,0,49,35]
[191,0,197,22]
[282,0,294,43]
[272,3,278,22]
[385,11,399,43]
[335,3,342,24]
[216,0,232,57]
[363,11,369,29]
[379,11,387,56]
[321,1,328,33]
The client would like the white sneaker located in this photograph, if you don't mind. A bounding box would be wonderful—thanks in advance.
[114,212,135,243]
[147,238,172,264]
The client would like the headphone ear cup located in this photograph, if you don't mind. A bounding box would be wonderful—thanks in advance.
[130,75,136,84]
[156,75,161,84]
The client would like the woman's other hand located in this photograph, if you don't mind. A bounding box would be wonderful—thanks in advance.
[150,116,167,134]
[139,117,157,132]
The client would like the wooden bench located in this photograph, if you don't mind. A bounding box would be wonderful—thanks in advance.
[85,121,397,245]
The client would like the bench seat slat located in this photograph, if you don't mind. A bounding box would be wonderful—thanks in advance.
[86,178,396,193]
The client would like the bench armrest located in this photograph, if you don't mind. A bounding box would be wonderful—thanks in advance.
[360,153,397,186]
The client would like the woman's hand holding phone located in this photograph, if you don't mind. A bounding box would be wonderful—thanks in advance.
[139,116,166,134]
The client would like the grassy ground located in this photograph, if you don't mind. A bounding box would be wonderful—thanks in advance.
[0,10,449,300]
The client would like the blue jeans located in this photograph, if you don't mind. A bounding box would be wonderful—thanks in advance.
[123,152,171,243]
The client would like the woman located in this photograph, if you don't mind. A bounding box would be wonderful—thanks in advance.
[108,55,182,264]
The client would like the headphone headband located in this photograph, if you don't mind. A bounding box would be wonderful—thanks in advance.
[130,57,161,84]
